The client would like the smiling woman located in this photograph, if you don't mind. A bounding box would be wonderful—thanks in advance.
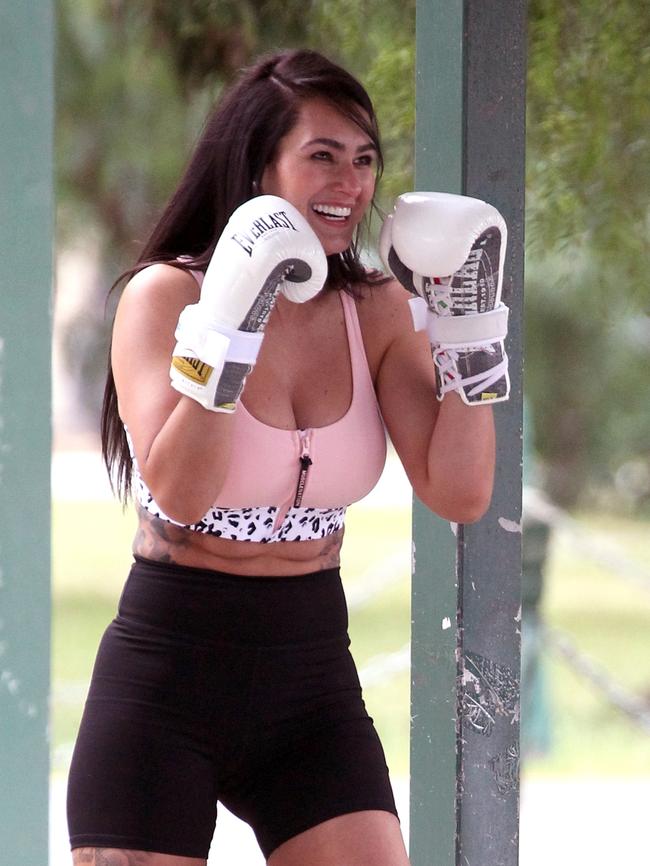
[66,47,498,866]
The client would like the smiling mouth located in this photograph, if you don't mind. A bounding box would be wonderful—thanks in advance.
[312,204,352,222]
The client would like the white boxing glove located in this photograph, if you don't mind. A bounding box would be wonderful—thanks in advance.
[380,191,510,405]
[171,195,327,412]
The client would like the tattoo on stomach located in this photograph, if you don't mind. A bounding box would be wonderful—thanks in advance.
[319,532,343,569]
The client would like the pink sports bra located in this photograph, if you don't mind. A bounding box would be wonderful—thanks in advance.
[131,283,387,543]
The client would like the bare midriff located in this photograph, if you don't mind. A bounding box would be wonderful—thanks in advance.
[132,506,344,577]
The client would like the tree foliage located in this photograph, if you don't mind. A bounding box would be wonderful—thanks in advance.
[56,0,414,260]
[525,0,650,504]
[527,0,650,295]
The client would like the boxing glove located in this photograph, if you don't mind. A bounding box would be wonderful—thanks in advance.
[380,191,510,405]
[171,195,327,412]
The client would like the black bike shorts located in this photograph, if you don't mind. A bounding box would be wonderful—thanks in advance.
[67,556,398,859]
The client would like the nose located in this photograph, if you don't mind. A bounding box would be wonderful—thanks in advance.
[333,162,363,197]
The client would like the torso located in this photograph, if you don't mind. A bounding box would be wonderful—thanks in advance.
[131,283,388,576]
[133,507,346,576]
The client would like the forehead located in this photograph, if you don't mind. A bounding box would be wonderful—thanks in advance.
[287,97,374,146]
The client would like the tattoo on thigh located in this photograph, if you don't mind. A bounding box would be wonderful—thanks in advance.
[74,849,154,866]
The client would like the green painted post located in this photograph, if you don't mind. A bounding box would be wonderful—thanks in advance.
[409,6,464,863]
[0,2,54,863]
[410,2,526,864]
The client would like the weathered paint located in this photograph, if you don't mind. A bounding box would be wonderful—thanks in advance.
[499,517,523,534]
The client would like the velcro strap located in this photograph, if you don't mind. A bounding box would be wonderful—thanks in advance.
[427,303,509,346]
[222,328,264,364]
[408,296,429,331]
[175,304,264,367]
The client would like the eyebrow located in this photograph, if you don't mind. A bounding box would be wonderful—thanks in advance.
[302,137,377,153]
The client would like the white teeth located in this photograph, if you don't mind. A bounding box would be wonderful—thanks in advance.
[312,204,351,218]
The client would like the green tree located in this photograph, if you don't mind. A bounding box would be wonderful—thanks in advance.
[526,0,650,505]
[57,0,414,260]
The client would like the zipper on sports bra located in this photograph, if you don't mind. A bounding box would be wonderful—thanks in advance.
[293,429,312,507]
[271,429,313,534]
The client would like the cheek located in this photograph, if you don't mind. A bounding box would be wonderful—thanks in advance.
[361,175,376,208]
[260,163,304,204]
[260,166,279,196]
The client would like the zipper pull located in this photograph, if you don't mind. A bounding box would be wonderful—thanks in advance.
[294,430,312,508]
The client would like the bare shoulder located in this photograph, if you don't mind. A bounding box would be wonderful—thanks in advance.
[113,263,199,348]
[353,278,415,376]
[117,262,199,316]
[111,264,200,445]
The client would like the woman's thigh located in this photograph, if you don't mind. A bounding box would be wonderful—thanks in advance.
[71,849,206,866]
[267,811,410,866]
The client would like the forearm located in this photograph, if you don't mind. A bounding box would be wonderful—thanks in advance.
[424,393,496,523]
[140,396,237,524]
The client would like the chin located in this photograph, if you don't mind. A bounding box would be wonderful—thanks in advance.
[321,238,354,257]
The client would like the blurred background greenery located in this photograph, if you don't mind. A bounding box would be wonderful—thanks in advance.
[53,0,650,800]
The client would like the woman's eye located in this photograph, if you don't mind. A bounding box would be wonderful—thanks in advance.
[312,151,332,161]
[355,155,374,167]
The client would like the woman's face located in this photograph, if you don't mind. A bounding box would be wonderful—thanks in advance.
[261,97,378,256]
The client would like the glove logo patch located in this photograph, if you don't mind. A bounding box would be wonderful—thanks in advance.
[231,210,298,257]
[171,356,213,385]
[452,229,501,313]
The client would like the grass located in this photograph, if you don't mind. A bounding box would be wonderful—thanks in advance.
[52,497,650,781]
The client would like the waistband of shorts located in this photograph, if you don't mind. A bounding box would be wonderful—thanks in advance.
[117,556,349,646]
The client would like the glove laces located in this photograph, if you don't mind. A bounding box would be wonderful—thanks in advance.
[433,344,509,399]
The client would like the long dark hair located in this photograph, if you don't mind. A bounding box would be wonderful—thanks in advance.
[102,48,388,501]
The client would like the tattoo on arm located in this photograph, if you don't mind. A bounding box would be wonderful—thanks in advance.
[132,505,191,564]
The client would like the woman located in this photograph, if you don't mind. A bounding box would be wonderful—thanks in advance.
[67,49,500,866]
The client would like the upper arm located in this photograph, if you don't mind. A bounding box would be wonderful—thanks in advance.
[358,281,439,497]
[111,263,199,466]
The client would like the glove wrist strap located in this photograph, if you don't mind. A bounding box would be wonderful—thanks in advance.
[427,303,508,347]
[409,298,509,346]
[169,304,265,413]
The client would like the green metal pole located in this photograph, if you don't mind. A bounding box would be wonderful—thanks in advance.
[410,6,463,863]
[0,2,54,863]
[411,2,526,864]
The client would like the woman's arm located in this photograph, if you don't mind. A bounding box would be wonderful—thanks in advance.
[112,264,238,524]
[113,197,327,525]
[361,282,495,523]
[368,191,510,522]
